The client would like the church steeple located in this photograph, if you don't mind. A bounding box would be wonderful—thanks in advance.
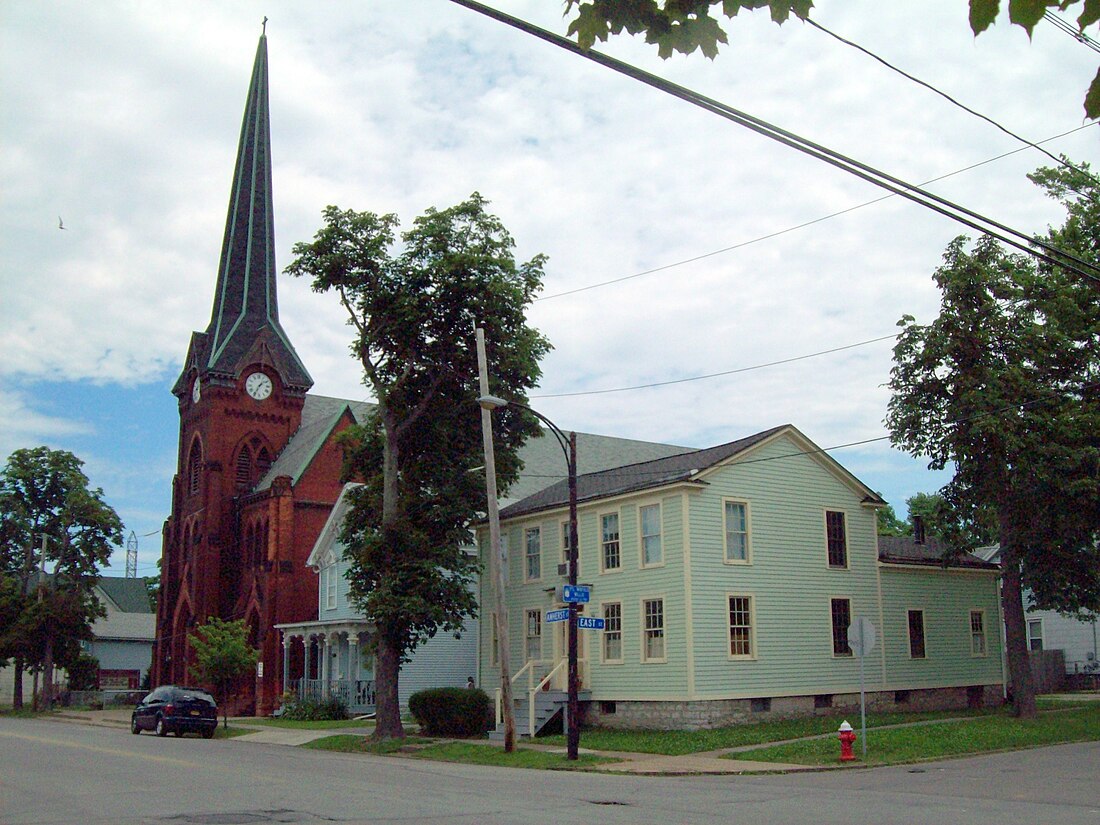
[174,32,312,398]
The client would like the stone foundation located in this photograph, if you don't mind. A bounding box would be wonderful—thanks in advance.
[584,684,1003,730]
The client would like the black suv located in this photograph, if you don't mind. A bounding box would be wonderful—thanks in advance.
[131,686,218,738]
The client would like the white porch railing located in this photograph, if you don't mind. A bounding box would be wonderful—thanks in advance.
[494,659,566,736]
[293,678,375,712]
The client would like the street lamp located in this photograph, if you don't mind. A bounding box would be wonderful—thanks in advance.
[476,393,581,761]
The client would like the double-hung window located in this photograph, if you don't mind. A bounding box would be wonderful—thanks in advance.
[826,510,847,568]
[1027,619,1044,651]
[524,527,541,581]
[325,565,337,610]
[728,595,754,658]
[908,609,926,658]
[642,598,665,662]
[831,598,852,656]
[560,521,572,569]
[602,602,623,663]
[601,513,621,571]
[525,609,542,662]
[724,500,749,563]
[640,504,662,566]
[970,610,987,656]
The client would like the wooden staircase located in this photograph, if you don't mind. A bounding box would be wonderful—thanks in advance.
[489,689,590,740]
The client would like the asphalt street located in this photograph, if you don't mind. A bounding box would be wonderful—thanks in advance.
[1,715,1098,825]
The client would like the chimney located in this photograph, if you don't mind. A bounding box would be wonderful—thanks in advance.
[913,515,926,545]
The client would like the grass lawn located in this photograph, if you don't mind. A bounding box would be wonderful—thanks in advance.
[303,735,614,769]
[538,706,1003,756]
[734,703,1100,766]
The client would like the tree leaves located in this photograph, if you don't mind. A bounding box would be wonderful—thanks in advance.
[565,1,1098,119]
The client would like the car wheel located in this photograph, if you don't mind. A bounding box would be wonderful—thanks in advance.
[131,718,141,735]
[202,727,215,739]
[155,716,169,737]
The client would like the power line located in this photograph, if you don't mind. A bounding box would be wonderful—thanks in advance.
[510,380,1100,483]
[531,333,899,399]
[448,1,1100,286]
[535,124,1094,302]
[804,18,1100,197]
[1044,10,1100,53]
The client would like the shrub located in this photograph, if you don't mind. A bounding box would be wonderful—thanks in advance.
[280,695,349,721]
[66,653,99,691]
[408,687,490,736]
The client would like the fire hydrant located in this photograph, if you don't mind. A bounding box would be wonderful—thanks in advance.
[838,721,857,762]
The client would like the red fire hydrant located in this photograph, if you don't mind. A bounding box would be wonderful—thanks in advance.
[838,721,857,762]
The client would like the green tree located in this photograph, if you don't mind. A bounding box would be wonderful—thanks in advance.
[886,161,1100,717]
[187,617,259,730]
[564,1,1100,119]
[0,447,122,708]
[286,193,550,739]
[875,503,910,536]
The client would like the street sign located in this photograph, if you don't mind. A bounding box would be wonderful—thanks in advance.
[576,616,605,630]
[848,616,876,657]
[562,584,590,603]
[545,609,569,623]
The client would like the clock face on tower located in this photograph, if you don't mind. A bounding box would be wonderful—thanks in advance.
[191,377,201,404]
[245,372,273,400]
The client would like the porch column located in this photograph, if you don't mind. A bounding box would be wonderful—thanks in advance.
[321,635,331,698]
[347,635,360,682]
[281,632,290,699]
[303,636,313,690]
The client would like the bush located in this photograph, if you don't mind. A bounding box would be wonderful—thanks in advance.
[280,695,349,721]
[408,687,490,736]
[66,653,99,691]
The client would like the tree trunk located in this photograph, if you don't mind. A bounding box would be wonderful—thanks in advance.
[370,407,405,740]
[42,636,55,710]
[12,656,24,709]
[371,632,404,739]
[999,514,1037,718]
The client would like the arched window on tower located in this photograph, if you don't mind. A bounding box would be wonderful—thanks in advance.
[235,445,253,488]
[187,439,203,496]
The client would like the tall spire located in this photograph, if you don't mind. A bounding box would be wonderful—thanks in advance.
[201,32,312,392]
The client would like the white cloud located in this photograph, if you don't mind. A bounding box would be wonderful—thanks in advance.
[1,0,1095,527]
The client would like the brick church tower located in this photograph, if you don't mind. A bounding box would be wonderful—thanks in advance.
[153,33,355,713]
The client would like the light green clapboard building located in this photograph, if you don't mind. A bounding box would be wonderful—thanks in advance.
[479,424,1003,731]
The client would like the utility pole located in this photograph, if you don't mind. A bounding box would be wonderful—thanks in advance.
[475,327,516,751]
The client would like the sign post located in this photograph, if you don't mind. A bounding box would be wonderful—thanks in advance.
[848,615,876,759]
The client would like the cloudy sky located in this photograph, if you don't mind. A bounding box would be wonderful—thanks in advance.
[2,1,1096,576]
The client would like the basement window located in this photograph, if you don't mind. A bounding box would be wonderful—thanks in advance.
[600,701,616,715]
[750,697,771,713]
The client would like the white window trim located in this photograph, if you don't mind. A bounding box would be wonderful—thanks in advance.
[524,526,542,583]
[726,592,757,661]
[1027,617,1044,651]
[638,502,664,569]
[829,596,853,658]
[324,565,337,611]
[599,510,623,574]
[969,608,988,657]
[559,519,572,568]
[907,607,928,659]
[600,600,624,665]
[824,508,849,570]
[640,595,668,664]
[525,608,542,663]
[722,498,752,565]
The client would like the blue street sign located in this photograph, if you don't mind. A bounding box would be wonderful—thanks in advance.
[562,584,590,603]
[545,609,569,623]
[576,616,605,630]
